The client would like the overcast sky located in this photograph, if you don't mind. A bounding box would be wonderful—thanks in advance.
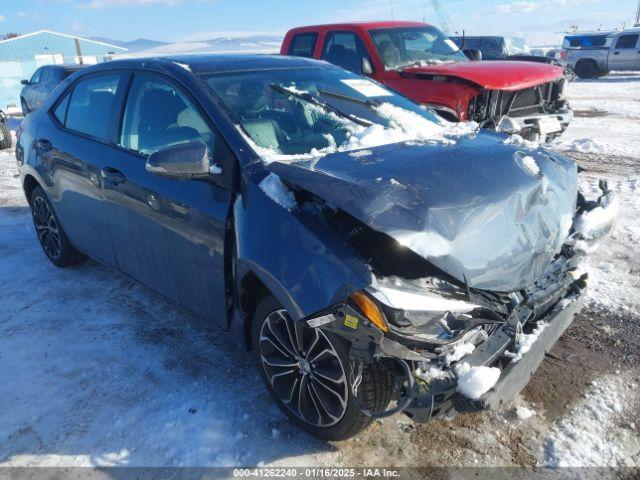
[0,0,638,45]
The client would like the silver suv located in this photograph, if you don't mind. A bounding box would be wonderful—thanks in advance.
[563,27,640,78]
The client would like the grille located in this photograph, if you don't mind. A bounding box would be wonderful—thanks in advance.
[469,80,563,124]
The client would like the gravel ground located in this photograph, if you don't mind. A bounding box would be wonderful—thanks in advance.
[0,73,639,468]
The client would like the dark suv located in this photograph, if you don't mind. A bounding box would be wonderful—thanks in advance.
[16,55,614,440]
[20,65,84,115]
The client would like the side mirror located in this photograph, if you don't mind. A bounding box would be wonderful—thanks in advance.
[21,79,30,86]
[463,49,483,61]
[146,142,212,179]
[362,57,374,76]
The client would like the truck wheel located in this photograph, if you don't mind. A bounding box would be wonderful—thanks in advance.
[30,186,86,267]
[252,295,394,440]
[575,60,599,79]
[0,121,10,150]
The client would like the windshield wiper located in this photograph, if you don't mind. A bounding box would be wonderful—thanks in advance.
[270,84,373,127]
[317,89,380,108]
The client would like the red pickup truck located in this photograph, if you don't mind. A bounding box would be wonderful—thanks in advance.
[281,21,573,141]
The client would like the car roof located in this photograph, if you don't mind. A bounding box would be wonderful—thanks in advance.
[83,54,332,76]
[288,21,431,32]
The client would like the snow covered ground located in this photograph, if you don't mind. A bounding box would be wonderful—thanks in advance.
[0,73,639,468]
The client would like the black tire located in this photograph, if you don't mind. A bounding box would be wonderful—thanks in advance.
[252,295,394,441]
[30,186,86,268]
[0,121,10,150]
[21,98,29,117]
[575,60,599,79]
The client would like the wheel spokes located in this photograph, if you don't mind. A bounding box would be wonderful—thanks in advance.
[258,309,349,428]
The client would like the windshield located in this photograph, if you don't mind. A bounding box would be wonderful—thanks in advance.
[504,37,531,55]
[202,66,475,158]
[369,26,469,69]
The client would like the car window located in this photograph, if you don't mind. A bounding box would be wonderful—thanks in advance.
[40,68,54,83]
[289,33,318,58]
[53,92,71,125]
[120,74,214,156]
[566,35,609,48]
[616,34,639,49]
[30,69,42,84]
[480,38,505,59]
[65,73,122,142]
[322,31,369,74]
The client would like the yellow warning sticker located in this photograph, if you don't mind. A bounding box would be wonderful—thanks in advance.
[344,314,359,329]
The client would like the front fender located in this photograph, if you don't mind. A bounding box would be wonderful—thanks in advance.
[233,174,373,321]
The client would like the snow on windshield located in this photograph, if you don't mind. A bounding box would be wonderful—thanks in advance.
[239,102,479,164]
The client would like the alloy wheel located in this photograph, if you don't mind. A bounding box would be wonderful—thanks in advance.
[259,309,349,427]
[32,196,62,260]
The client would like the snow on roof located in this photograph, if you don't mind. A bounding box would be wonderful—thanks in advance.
[0,30,128,51]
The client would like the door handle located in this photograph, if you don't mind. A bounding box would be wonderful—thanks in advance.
[613,51,620,55]
[101,167,126,185]
[36,138,52,151]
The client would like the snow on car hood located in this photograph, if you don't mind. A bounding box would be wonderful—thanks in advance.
[402,61,564,91]
[267,132,578,292]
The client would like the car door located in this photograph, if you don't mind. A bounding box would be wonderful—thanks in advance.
[36,71,128,265]
[32,68,56,110]
[610,33,640,70]
[101,72,236,326]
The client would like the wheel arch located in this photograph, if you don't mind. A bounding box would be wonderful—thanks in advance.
[22,174,41,204]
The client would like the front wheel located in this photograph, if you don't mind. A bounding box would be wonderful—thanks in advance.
[252,295,394,440]
[30,186,86,267]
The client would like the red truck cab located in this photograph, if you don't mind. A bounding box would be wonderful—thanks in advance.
[281,21,572,141]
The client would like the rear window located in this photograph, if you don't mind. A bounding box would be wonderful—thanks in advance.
[64,73,123,142]
[288,33,317,58]
[565,35,609,48]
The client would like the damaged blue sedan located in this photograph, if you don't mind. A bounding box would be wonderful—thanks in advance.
[15,55,616,440]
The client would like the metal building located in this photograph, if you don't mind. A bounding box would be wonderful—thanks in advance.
[0,30,127,109]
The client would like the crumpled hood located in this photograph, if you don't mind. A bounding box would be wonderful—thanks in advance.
[403,61,564,91]
[267,133,578,292]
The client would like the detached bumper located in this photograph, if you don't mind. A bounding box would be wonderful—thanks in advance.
[453,292,584,412]
[404,290,585,422]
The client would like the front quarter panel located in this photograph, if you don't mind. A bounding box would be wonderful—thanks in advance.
[233,169,373,320]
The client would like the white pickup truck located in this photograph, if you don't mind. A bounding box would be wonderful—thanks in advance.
[563,27,640,78]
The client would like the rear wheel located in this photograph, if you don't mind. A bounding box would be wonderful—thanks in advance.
[575,60,599,79]
[0,121,10,150]
[252,295,394,440]
[30,186,86,267]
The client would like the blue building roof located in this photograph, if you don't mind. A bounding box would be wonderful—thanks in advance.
[0,30,127,62]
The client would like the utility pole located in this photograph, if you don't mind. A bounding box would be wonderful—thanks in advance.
[431,0,452,35]
[635,0,640,26]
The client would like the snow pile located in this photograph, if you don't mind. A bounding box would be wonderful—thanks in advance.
[521,155,541,176]
[258,173,297,211]
[574,196,619,240]
[516,406,536,420]
[454,363,501,400]
[209,164,222,175]
[443,342,475,366]
[504,322,548,364]
[557,138,606,155]
[503,134,540,149]
[544,375,633,467]
[414,366,445,382]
